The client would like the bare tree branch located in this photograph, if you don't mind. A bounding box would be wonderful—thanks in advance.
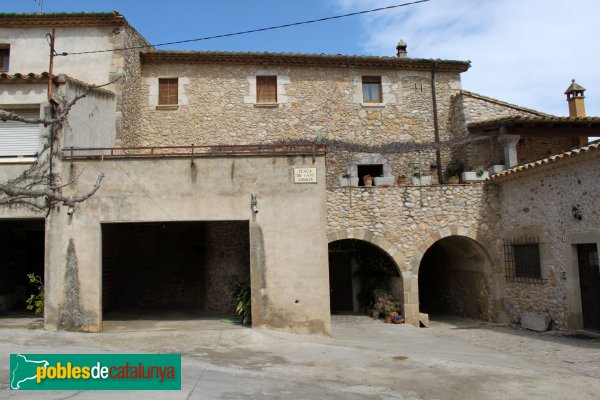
[0,77,119,211]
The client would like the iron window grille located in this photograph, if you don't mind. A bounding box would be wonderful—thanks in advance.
[503,237,546,284]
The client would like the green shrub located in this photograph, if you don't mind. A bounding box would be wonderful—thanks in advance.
[25,273,44,315]
[230,280,251,325]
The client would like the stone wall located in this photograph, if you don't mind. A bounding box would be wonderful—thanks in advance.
[326,183,505,324]
[129,63,463,187]
[450,91,573,168]
[204,221,250,313]
[118,25,152,146]
[495,147,600,331]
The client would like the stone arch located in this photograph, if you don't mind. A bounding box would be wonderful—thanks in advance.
[327,229,403,315]
[413,227,503,323]
[327,229,403,273]
[411,226,497,277]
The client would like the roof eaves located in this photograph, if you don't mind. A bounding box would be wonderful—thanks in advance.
[140,51,471,72]
[0,11,127,27]
[489,141,600,181]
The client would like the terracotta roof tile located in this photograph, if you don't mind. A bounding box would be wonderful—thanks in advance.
[140,50,471,72]
[489,140,600,181]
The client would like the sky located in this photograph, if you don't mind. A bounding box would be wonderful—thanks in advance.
[2,0,599,117]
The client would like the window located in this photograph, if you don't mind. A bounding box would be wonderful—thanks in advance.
[503,238,545,283]
[362,76,382,103]
[0,45,9,72]
[357,164,383,186]
[0,108,40,158]
[256,76,277,103]
[158,78,178,105]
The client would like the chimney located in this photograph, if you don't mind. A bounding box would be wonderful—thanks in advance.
[565,79,586,117]
[564,79,588,145]
[396,40,407,58]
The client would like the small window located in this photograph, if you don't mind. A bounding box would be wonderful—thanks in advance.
[0,45,9,72]
[256,76,277,103]
[362,76,382,103]
[357,164,383,186]
[503,238,545,283]
[158,78,178,105]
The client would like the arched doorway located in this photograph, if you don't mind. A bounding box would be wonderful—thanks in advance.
[328,239,401,314]
[418,236,493,320]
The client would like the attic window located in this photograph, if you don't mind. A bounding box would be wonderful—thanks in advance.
[0,45,9,72]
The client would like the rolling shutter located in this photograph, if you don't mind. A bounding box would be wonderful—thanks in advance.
[0,109,40,157]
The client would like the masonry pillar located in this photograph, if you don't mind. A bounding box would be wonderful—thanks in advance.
[498,130,520,168]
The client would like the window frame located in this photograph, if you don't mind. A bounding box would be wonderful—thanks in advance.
[256,75,277,104]
[362,76,382,104]
[158,77,179,106]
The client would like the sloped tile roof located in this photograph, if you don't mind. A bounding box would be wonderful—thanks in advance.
[468,115,600,132]
[141,50,471,72]
[0,72,49,83]
[489,140,600,181]
[0,11,126,27]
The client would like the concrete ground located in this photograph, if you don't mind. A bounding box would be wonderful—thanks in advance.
[0,314,599,399]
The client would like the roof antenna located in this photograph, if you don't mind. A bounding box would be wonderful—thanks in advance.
[34,0,44,13]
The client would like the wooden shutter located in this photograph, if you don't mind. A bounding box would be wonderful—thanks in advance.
[158,78,178,105]
[256,76,277,103]
[0,109,40,157]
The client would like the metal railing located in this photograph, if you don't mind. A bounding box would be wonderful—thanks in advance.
[61,144,327,160]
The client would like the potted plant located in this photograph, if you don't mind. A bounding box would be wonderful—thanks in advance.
[338,173,359,187]
[461,166,489,182]
[374,292,402,323]
[363,174,374,187]
[447,175,460,184]
[397,175,408,185]
[374,174,395,186]
[446,158,465,183]
[488,161,505,175]
[411,172,431,185]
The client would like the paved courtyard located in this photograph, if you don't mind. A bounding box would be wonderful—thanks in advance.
[0,315,599,399]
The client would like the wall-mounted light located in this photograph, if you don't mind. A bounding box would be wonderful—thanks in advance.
[571,205,582,221]
[67,205,74,216]
[251,193,258,214]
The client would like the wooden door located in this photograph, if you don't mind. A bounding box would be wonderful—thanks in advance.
[328,253,354,313]
[577,244,600,331]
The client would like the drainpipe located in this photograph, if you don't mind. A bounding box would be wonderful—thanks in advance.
[430,62,443,183]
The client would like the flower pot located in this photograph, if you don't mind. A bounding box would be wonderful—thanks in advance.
[374,176,395,186]
[411,175,431,185]
[461,171,489,182]
[488,165,505,175]
[447,177,460,184]
[385,316,392,323]
[397,178,408,185]
[338,177,359,187]
[392,316,405,324]
[363,177,373,187]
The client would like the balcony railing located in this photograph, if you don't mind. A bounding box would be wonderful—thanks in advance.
[61,144,327,160]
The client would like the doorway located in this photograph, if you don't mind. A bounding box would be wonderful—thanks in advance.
[577,243,600,331]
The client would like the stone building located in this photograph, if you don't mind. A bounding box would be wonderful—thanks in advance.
[0,12,598,334]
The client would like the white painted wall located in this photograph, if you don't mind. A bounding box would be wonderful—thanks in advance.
[0,26,117,85]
